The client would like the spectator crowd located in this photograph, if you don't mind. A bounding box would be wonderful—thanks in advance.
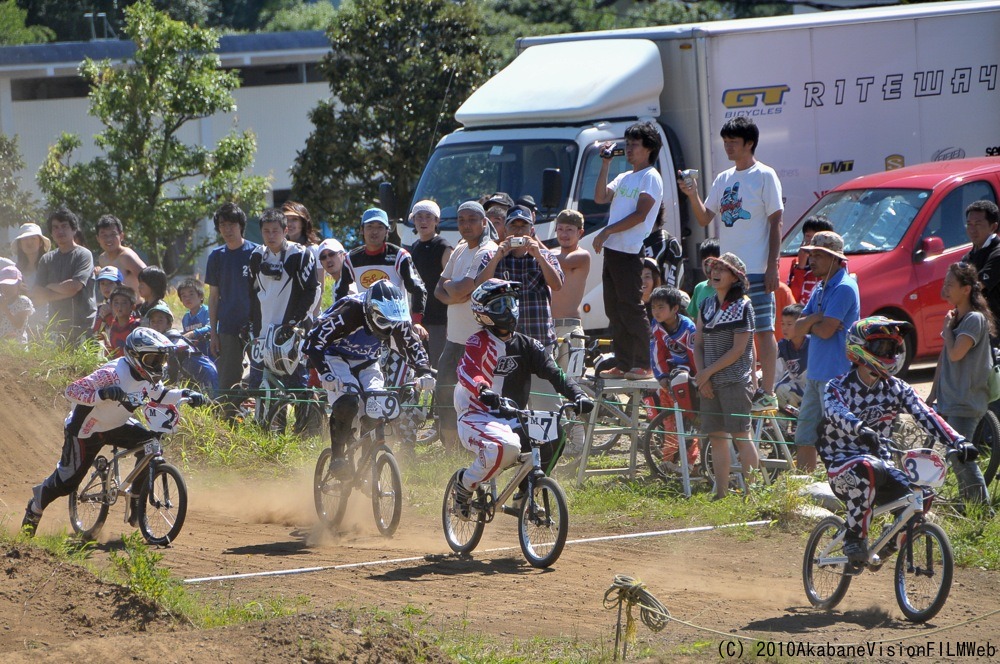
[3,117,998,512]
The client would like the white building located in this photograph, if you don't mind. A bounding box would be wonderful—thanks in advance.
[0,31,333,249]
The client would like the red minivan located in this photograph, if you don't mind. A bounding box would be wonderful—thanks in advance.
[779,158,1000,375]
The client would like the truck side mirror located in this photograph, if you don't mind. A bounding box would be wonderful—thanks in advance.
[378,181,398,222]
[541,168,562,211]
[915,236,945,261]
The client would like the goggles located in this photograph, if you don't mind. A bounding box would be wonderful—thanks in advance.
[866,337,900,359]
[139,351,169,371]
[482,295,518,316]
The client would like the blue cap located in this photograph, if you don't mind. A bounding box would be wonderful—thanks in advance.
[361,208,390,227]
[505,206,534,226]
[96,266,123,283]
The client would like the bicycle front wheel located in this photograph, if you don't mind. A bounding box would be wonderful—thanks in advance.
[894,522,953,622]
[138,463,188,546]
[802,515,853,609]
[441,470,485,554]
[642,408,685,481]
[974,410,1000,486]
[68,466,110,540]
[371,448,402,536]
[314,448,352,529]
[518,476,569,568]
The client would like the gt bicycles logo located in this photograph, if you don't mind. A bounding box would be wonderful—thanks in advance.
[722,85,790,108]
[721,85,789,118]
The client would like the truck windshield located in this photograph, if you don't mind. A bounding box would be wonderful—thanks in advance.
[781,188,931,255]
[411,140,578,229]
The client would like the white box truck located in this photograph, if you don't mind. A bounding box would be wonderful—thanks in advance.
[394,0,1000,332]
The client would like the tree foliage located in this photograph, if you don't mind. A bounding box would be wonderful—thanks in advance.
[0,0,52,44]
[260,0,338,32]
[291,0,494,234]
[0,133,41,229]
[36,0,268,269]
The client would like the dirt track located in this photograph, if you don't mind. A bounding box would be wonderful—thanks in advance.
[2,364,1000,662]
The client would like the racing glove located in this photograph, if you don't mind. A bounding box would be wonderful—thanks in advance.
[183,390,206,407]
[856,427,880,454]
[574,396,595,415]
[478,386,502,410]
[953,441,979,464]
[416,373,436,393]
[98,385,126,403]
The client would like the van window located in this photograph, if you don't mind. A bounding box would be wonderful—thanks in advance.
[412,140,577,229]
[781,188,930,255]
[921,181,998,250]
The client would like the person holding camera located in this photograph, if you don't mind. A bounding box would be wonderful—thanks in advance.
[593,121,664,381]
[474,206,563,351]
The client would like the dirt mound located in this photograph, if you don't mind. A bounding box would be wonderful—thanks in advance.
[1,541,452,663]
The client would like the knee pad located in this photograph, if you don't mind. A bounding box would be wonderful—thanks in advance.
[669,371,695,418]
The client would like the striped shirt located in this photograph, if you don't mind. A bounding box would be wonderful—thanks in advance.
[699,294,755,387]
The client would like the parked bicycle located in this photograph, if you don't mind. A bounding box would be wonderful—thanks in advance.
[68,392,192,546]
[442,396,574,568]
[313,382,426,536]
[803,445,955,622]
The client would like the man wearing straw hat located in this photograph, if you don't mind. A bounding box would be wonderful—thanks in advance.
[792,230,859,471]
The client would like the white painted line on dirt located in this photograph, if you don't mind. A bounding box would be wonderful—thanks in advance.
[182,519,770,584]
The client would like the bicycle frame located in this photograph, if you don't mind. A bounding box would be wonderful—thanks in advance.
[814,489,926,570]
[473,403,572,521]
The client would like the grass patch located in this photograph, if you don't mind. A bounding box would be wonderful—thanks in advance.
[108,531,306,627]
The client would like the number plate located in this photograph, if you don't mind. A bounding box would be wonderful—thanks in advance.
[526,411,559,444]
[144,440,162,456]
[901,448,947,488]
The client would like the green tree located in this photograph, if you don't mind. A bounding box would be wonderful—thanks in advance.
[0,0,52,44]
[0,133,41,229]
[261,0,338,32]
[291,0,495,233]
[36,0,268,269]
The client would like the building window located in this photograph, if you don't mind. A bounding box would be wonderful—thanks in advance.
[11,76,90,101]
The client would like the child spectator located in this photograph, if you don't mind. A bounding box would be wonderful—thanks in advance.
[177,277,212,358]
[146,301,219,393]
[775,303,809,411]
[693,252,760,499]
[0,266,35,343]
[640,257,663,321]
[649,286,700,466]
[136,265,168,323]
[103,287,140,358]
[787,215,834,304]
[686,238,720,320]
[92,266,123,340]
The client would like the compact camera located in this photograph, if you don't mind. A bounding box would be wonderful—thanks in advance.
[680,169,699,189]
[509,236,528,248]
[600,141,618,159]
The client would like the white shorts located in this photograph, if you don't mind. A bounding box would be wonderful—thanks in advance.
[324,356,383,404]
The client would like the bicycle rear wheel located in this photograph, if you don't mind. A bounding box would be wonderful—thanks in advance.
[68,466,110,540]
[371,447,402,536]
[518,476,569,568]
[138,463,188,546]
[441,470,485,554]
[974,410,1000,486]
[802,515,853,609]
[894,522,953,622]
[314,448,353,529]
